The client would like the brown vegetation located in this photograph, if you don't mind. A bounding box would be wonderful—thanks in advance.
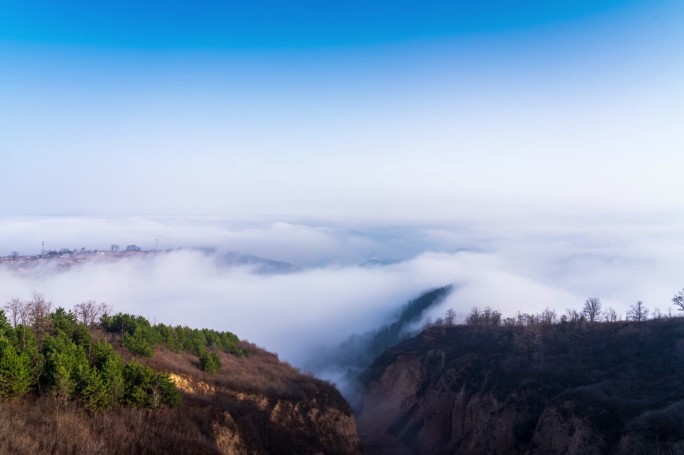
[358,316,684,454]
[0,338,362,455]
[0,396,217,454]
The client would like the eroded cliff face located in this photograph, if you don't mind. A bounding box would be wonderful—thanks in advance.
[356,320,684,455]
[528,402,606,455]
[157,346,363,455]
[358,349,537,455]
[0,342,363,455]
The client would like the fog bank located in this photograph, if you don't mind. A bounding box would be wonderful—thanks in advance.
[1,216,683,368]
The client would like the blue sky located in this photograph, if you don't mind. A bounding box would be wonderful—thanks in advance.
[1,0,683,219]
[0,1,654,49]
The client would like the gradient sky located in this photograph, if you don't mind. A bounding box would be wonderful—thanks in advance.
[1,1,683,220]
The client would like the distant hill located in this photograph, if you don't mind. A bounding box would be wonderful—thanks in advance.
[188,247,300,274]
[214,251,300,274]
[307,286,453,406]
[357,317,684,455]
[0,247,301,276]
[359,258,404,268]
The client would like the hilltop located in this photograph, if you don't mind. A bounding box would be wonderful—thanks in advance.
[0,296,361,454]
[357,315,684,454]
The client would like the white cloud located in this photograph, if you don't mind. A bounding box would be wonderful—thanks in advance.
[1,216,683,368]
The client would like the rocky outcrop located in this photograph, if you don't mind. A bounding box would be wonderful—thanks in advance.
[152,346,363,455]
[528,402,606,455]
[0,343,363,455]
[204,396,361,455]
[357,319,684,454]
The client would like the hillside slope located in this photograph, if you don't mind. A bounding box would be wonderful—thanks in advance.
[357,318,684,454]
[308,285,453,406]
[1,341,362,454]
[0,302,362,455]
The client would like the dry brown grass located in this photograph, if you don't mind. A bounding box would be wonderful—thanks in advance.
[0,395,221,454]
[144,341,349,408]
[0,340,360,455]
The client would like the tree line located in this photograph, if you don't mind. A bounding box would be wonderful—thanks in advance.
[99,311,244,362]
[426,287,684,329]
[417,288,684,368]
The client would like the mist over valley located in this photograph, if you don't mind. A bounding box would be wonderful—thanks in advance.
[2,215,683,374]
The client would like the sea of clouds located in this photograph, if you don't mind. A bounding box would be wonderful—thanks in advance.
[1,215,683,369]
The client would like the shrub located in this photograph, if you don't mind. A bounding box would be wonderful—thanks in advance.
[122,360,181,409]
[0,336,31,398]
[199,351,221,373]
[122,331,155,357]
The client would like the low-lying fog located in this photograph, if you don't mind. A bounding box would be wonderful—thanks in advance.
[1,215,683,371]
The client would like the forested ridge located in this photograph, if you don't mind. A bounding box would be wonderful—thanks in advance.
[0,294,242,410]
[0,294,362,455]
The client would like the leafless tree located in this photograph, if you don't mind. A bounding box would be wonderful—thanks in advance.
[515,312,528,326]
[672,289,684,312]
[604,307,618,323]
[25,293,52,337]
[3,298,25,328]
[583,297,602,322]
[565,309,584,323]
[74,300,111,327]
[539,308,557,325]
[502,317,518,326]
[444,308,456,326]
[484,307,502,326]
[465,306,501,327]
[465,307,480,325]
[627,301,649,322]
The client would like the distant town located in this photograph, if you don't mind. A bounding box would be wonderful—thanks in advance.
[0,244,158,271]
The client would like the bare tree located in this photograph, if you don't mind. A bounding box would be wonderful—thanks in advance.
[484,307,502,326]
[539,308,557,325]
[74,300,95,326]
[465,307,480,326]
[74,300,110,327]
[25,292,52,336]
[565,309,584,323]
[444,308,456,326]
[583,297,602,322]
[604,307,618,323]
[465,306,501,327]
[672,289,684,312]
[3,298,25,328]
[503,317,518,326]
[627,301,649,322]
